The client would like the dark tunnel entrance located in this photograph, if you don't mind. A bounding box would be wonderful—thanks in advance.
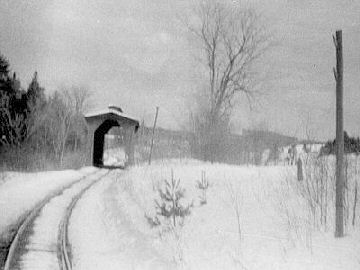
[93,119,120,167]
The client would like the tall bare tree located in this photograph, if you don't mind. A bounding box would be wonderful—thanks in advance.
[45,91,74,166]
[46,86,92,163]
[64,85,92,115]
[63,86,92,151]
[187,1,270,161]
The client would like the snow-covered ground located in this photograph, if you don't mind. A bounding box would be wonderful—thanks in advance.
[1,157,359,269]
[69,159,360,270]
[69,170,175,270]
[0,167,97,237]
[103,147,127,167]
[19,169,108,270]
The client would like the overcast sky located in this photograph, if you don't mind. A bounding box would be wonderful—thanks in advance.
[0,0,359,140]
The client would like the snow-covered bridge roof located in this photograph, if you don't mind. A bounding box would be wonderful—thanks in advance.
[85,105,139,128]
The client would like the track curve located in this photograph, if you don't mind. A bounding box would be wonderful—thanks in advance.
[4,169,111,270]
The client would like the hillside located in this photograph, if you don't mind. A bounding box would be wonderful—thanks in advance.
[128,126,298,165]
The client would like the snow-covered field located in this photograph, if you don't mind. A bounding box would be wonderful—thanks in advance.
[69,159,360,270]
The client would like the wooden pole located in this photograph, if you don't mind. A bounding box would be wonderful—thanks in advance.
[297,157,303,181]
[148,106,159,165]
[127,127,135,166]
[334,30,344,238]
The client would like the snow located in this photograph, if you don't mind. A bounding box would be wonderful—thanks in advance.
[2,157,359,269]
[69,159,360,270]
[20,169,108,270]
[103,147,127,167]
[0,167,97,235]
[84,107,139,124]
[69,170,175,270]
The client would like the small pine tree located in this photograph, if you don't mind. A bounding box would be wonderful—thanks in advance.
[151,170,192,227]
[196,170,210,205]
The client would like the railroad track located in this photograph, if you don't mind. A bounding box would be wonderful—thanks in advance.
[4,169,111,270]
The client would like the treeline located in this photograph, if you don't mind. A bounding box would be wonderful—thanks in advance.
[189,128,296,165]
[135,126,191,162]
[320,131,360,155]
[0,52,90,171]
[133,125,296,165]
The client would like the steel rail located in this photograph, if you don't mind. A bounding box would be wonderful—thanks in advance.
[58,170,111,270]
[3,169,109,270]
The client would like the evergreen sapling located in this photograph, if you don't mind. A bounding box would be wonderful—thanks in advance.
[147,170,193,228]
[196,170,210,205]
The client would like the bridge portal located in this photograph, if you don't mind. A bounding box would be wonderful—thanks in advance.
[84,106,139,167]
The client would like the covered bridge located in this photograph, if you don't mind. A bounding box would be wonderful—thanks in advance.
[84,106,139,167]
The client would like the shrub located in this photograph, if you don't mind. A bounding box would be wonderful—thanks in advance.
[195,170,210,205]
[146,170,193,228]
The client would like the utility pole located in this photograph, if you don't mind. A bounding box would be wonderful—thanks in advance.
[333,30,344,238]
[148,106,159,165]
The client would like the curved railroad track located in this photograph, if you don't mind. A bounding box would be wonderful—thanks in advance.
[3,169,111,270]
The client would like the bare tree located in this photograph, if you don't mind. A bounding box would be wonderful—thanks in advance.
[23,86,92,168]
[45,86,92,164]
[187,1,270,161]
[62,86,92,151]
[46,91,74,166]
[65,85,92,115]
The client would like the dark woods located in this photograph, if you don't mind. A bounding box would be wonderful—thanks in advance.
[0,52,90,170]
[0,54,43,148]
[320,131,360,156]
